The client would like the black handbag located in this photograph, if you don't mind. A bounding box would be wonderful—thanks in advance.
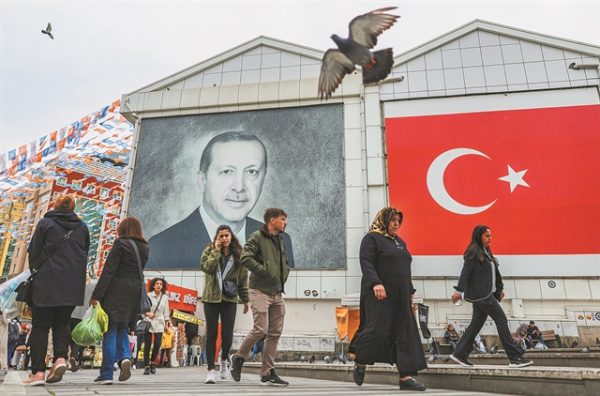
[222,280,238,298]
[16,223,79,306]
[136,293,163,336]
[135,319,150,335]
[128,239,151,314]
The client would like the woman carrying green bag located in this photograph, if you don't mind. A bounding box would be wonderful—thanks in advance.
[90,217,149,385]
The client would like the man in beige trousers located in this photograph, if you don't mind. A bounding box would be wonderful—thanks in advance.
[230,208,291,386]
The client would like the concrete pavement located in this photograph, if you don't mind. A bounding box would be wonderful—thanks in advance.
[0,366,505,395]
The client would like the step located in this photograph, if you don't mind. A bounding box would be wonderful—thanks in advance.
[244,362,600,396]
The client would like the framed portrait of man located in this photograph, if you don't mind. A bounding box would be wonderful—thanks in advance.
[128,104,346,270]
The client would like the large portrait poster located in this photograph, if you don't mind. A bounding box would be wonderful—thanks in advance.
[129,104,345,270]
[386,104,600,256]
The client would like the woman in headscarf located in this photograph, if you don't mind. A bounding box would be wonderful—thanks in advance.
[349,207,427,391]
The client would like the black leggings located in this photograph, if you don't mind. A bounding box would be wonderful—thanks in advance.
[204,302,237,370]
[143,332,163,367]
[30,306,75,374]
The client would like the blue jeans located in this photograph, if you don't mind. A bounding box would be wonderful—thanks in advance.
[99,322,130,380]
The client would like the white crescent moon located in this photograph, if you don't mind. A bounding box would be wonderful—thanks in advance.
[426,148,496,215]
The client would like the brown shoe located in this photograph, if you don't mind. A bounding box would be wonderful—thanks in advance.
[22,372,45,386]
[46,358,67,383]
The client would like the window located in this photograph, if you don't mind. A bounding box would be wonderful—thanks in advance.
[56,177,67,187]
[71,181,82,191]
[100,188,110,199]
[113,191,122,201]
[83,184,96,195]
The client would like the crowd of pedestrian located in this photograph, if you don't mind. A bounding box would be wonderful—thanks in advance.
[0,192,541,391]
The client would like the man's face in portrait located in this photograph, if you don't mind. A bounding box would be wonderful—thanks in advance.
[199,139,267,223]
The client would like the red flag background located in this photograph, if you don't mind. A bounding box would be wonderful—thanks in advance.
[386,104,600,255]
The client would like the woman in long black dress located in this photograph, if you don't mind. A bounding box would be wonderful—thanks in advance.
[349,207,427,391]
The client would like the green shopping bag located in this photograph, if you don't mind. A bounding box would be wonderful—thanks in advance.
[71,305,104,346]
[96,304,109,334]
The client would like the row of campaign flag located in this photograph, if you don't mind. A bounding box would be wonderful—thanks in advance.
[0,99,134,198]
[0,100,125,176]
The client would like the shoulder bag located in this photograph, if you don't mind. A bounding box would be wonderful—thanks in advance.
[136,292,163,336]
[16,222,80,306]
[128,239,151,314]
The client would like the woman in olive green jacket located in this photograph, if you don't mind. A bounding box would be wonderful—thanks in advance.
[200,225,249,384]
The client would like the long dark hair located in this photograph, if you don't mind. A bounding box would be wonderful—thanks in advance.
[211,224,242,261]
[464,225,494,263]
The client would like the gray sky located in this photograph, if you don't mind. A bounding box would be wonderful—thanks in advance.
[1,0,599,153]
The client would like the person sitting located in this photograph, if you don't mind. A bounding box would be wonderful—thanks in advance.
[444,324,461,353]
[526,321,546,349]
[473,334,488,353]
[514,323,530,349]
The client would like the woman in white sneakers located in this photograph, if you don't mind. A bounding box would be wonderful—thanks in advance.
[200,225,249,384]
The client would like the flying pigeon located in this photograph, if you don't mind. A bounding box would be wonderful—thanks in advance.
[318,7,400,99]
[41,22,54,40]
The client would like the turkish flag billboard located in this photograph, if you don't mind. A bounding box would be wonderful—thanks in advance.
[386,104,600,255]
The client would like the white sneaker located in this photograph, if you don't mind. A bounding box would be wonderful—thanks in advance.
[219,360,230,379]
[204,369,217,384]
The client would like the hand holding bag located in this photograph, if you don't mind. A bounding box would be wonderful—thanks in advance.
[136,293,163,336]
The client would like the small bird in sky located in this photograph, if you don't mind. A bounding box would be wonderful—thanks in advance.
[318,7,400,99]
[41,22,54,40]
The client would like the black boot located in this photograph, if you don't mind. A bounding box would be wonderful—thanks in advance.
[353,363,366,386]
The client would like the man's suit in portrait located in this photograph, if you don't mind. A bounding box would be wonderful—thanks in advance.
[147,208,294,270]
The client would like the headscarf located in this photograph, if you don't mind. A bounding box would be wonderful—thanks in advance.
[368,207,403,240]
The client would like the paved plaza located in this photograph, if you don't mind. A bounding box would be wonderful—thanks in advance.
[0,367,506,396]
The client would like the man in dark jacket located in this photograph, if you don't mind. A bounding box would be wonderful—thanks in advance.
[230,208,291,386]
[23,194,89,386]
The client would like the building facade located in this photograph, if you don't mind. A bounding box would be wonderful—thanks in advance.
[121,20,600,348]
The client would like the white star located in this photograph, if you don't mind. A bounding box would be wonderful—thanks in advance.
[498,165,530,193]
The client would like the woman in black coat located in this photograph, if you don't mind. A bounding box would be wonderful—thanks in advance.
[23,194,90,387]
[90,217,149,384]
[349,207,427,391]
[450,225,532,368]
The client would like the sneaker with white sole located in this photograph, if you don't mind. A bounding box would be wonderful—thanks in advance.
[94,376,114,385]
[46,358,67,383]
[119,359,132,382]
[261,369,289,386]
[219,360,229,379]
[204,369,217,384]
[22,372,45,386]
[449,354,474,367]
[508,357,534,368]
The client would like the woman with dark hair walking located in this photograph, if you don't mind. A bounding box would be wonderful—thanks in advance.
[143,278,170,375]
[450,225,533,368]
[23,194,89,386]
[90,217,149,384]
[200,224,249,384]
[349,207,427,391]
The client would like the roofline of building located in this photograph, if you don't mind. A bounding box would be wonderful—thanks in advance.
[393,19,600,66]
[128,35,325,94]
